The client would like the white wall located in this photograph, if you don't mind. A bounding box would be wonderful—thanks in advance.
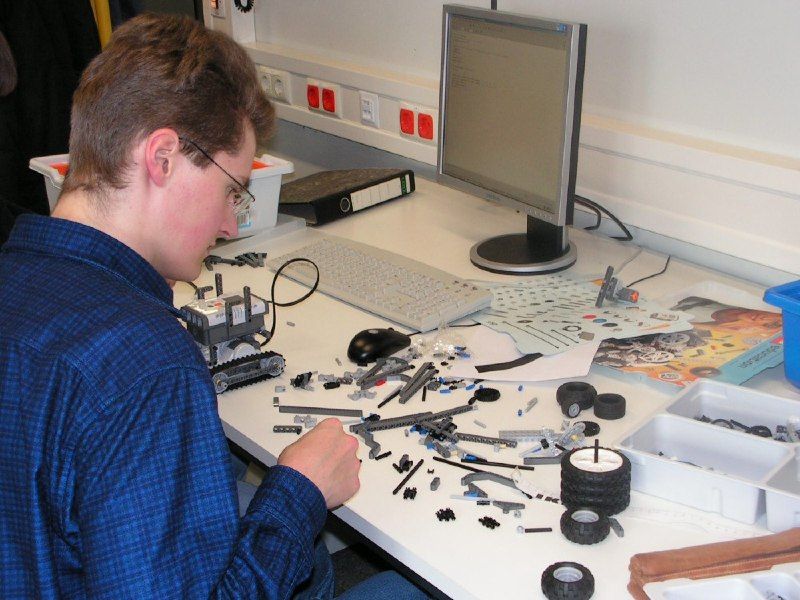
[207,0,800,278]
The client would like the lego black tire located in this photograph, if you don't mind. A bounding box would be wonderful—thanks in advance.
[560,507,610,545]
[541,561,594,600]
[560,480,631,516]
[557,381,597,411]
[561,447,631,487]
[577,420,601,437]
[593,393,626,420]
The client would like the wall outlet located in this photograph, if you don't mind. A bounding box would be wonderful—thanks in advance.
[307,79,342,118]
[208,0,225,18]
[257,66,292,104]
[359,91,380,127]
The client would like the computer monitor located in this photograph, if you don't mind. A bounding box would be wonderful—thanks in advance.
[437,5,586,274]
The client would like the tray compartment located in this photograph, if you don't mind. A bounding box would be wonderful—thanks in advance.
[750,572,800,599]
[618,414,792,522]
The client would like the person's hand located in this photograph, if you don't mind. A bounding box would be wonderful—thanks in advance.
[277,418,361,508]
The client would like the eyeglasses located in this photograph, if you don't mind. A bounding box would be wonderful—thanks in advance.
[178,137,255,216]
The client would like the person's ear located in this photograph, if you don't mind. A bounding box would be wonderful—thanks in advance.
[144,129,181,186]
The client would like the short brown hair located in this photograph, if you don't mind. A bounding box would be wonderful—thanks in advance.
[62,13,274,196]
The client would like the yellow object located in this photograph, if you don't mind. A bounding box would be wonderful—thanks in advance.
[89,0,113,48]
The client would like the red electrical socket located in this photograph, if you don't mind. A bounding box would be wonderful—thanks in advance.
[399,108,415,135]
[418,112,434,140]
[322,87,336,113]
[307,84,320,109]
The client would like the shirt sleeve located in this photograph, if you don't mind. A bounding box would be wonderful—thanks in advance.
[73,366,327,599]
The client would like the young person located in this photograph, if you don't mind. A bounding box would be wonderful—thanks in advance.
[0,14,425,599]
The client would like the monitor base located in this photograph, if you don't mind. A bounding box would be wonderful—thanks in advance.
[470,233,577,275]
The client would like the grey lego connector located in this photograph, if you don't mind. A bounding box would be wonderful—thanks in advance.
[430,477,441,491]
[492,500,525,514]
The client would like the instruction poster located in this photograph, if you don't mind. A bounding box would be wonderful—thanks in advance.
[593,296,784,388]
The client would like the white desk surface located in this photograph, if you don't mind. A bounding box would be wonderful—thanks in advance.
[174,178,800,600]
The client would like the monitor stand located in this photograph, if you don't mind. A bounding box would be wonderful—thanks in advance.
[470,215,576,275]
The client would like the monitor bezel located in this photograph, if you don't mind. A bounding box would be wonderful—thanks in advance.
[436,4,585,228]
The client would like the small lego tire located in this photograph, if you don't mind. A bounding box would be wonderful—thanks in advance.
[473,387,501,402]
[560,507,610,545]
[541,561,594,600]
[577,420,601,437]
[593,393,626,420]
[557,382,597,411]
[561,447,630,486]
[561,480,630,516]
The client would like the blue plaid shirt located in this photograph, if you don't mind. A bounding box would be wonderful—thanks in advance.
[0,215,327,599]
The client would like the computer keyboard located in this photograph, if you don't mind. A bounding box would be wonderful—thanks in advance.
[267,236,492,332]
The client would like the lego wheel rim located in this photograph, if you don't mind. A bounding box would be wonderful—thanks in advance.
[569,447,623,473]
[553,565,586,583]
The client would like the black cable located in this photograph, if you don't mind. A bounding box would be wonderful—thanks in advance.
[261,258,320,345]
[577,199,602,231]
[627,255,671,287]
[574,195,633,241]
[408,322,481,337]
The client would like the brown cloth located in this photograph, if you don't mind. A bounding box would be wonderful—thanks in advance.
[628,527,800,599]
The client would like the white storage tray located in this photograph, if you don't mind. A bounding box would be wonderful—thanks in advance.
[616,380,800,530]
[644,562,800,599]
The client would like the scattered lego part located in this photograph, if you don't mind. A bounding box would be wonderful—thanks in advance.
[291,372,314,389]
[323,381,341,390]
[541,562,594,600]
[374,451,392,461]
[278,405,363,418]
[474,419,487,428]
[393,454,412,473]
[286,321,295,327]
[517,526,553,534]
[608,517,625,538]
[577,420,601,437]
[272,396,279,407]
[275,385,286,393]
[436,508,456,522]
[403,486,417,500]
[560,507,610,545]
[478,516,500,529]
[492,500,526,514]
[392,459,424,495]
[430,477,441,491]
[335,357,342,366]
[273,425,302,434]
[594,393,626,420]
[595,265,639,307]
[473,387,501,402]
[427,468,435,474]
[292,414,318,428]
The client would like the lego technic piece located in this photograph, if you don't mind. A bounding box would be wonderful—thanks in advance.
[278,405,363,418]
[517,526,553,534]
[398,362,438,404]
[472,387,501,403]
[461,471,524,496]
[403,487,417,500]
[492,500,526,514]
[430,477,441,491]
[436,508,456,522]
[181,282,284,394]
[595,265,640,307]
[478,516,500,529]
[393,454,413,473]
[455,432,518,448]
[541,562,594,600]
[557,382,597,414]
[608,517,625,538]
[374,450,391,461]
[291,372,314,389]
[273,425,302,434]
[392,459,425,495]
[560,507,611,545]
[577,420,601,437]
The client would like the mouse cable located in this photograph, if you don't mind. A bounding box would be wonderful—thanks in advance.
[261,257,320,346]
[574,195,633,241]
[407,322,481,336]
[626,255,671,288]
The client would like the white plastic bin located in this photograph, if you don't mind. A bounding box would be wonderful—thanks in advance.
[28,153,294,236]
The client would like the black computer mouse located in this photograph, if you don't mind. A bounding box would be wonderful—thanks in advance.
[347,328,412,364]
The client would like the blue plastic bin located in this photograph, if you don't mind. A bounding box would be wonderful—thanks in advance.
[764,280,800,390]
